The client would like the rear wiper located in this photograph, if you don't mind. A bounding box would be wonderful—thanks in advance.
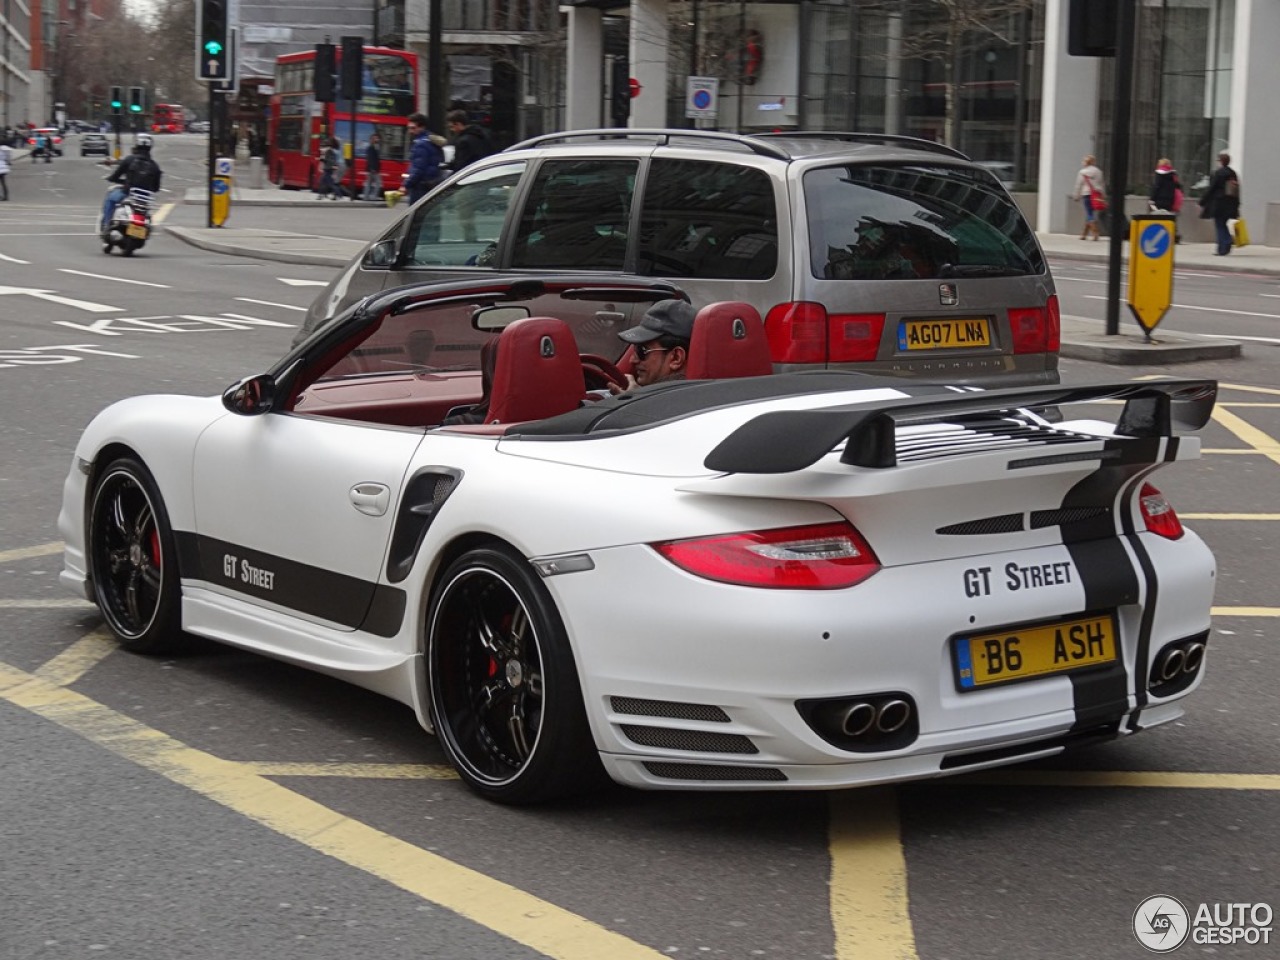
[938,263,1027,278]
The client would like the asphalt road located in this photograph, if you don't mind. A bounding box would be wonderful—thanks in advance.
[0,133,1276,960]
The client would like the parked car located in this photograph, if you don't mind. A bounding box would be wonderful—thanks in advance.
[299,129,1059,387]
[27,126,63,157]
[80,132,110,157]
[59,273,1217,804]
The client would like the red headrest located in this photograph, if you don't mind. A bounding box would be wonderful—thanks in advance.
[486,317,586,424]
[685,301,773,379]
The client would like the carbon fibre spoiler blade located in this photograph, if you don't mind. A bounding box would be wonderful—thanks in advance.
[704,379,1218,474]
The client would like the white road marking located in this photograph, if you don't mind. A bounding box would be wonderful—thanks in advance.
[0,252,30,264]
[1082,295,1280,320]
[0,285,121,313]
[59,269,171,288]
[234,298,307,311]
[279,278,328,287]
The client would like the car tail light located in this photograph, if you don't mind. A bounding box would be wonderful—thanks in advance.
[829,313,886,363]
[1139,482,1184,540]
[1008,296,1061,354]
[765,301,827,364]
[654,521,880,589]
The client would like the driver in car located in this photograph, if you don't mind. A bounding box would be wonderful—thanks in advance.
[608,299,696,394]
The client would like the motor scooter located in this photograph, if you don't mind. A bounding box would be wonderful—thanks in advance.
[102,187,153,256]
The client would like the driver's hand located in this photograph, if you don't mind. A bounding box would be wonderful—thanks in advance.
[607,374,638,396]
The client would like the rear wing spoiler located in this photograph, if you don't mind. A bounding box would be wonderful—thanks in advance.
[704,379,1218,474]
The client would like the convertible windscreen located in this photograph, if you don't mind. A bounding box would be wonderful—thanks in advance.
[804,163,1044,281]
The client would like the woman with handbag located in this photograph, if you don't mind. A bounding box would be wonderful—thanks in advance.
[1072,154,1106,241]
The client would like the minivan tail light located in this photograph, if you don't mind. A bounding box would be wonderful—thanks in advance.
[1139,483,1184,540]
[654,522,881,589]
[1008,295,1061,354]
[829,313,887,363]
[765,301,827,365]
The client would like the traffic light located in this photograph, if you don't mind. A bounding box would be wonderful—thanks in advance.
[1067,0,1117,57]
[314,43,336,102]
[197,0,231,81]
[609,57,630,127]
[340,36,364,102]
[110,86,123,113]
[129,87,144,114]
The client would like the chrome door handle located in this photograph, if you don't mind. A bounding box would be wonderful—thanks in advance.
[350,483,390,517]
[595,310,626,324]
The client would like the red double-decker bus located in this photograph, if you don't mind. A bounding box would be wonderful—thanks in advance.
[152,104,185,134]
[267,46,417,196]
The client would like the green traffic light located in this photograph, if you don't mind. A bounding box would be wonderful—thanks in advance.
[130,105,142,113]
[204,40,223,56]
[111,102,122,110]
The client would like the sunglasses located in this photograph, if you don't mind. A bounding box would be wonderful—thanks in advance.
[633,343,672,360]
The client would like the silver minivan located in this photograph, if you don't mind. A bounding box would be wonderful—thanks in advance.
[302,129,1058,385]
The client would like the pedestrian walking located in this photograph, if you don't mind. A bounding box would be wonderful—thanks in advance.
[403,113,444,206]
[361,133,383,201]
[1148,158,1183,243]
[0,141,11,200]
[1072,155,1105,241]
[315,138,344,200]
[446,109,494,173]
[1198,150,1240,256]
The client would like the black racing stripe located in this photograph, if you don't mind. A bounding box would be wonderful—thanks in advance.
[174,532,405,638]
[1057,437,1174,731]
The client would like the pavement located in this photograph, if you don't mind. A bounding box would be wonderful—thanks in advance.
[163,185,1278,365]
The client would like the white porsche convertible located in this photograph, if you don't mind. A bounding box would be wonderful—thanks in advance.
[59,275,1218,804]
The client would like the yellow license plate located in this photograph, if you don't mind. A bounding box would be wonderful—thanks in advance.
[126,224,148,239]
[898,317,991,351]
[954,613,1118,690]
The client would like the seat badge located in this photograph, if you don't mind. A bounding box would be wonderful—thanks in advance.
[539,335,556,358]
[939,283,958,306]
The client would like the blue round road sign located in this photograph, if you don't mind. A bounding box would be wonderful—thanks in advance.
[692,89,712,109]
[211,178,230,195]
[1139,222,1171,259]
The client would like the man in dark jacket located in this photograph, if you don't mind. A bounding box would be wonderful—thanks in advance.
[446,109,494,172]
[101,136,162,229]
[1198,151,1240,256]
[404,113,444,205]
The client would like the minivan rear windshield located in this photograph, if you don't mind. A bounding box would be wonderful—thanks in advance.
[804,164,1044,281]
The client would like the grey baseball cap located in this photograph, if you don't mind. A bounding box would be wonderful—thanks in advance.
[618,299,697,344]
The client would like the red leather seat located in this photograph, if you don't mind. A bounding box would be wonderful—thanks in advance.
[485,317,586,424]
[685,301,773,379]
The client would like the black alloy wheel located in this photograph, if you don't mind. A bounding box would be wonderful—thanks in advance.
[427,545,602,804]
[88,457,182,653]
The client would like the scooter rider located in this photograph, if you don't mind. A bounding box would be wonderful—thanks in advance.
[102,134,163,230]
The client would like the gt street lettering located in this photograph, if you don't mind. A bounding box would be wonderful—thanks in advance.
[963,566,992,597]
[240,559,276,590]
[1005,560,1073,591]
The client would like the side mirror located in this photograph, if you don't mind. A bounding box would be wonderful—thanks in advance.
[363,238,398,268]
[222,374,277,415]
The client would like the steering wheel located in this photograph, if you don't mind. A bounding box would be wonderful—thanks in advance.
[580,353,628,390]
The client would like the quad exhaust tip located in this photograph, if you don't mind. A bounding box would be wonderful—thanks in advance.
[1149,634,1209,696]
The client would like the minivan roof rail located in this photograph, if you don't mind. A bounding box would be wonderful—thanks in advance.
[505,128,970,162]
[505,129,791,160]
[750,131,970,160]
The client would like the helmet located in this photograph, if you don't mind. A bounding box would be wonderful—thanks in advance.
[135,133,153,149]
